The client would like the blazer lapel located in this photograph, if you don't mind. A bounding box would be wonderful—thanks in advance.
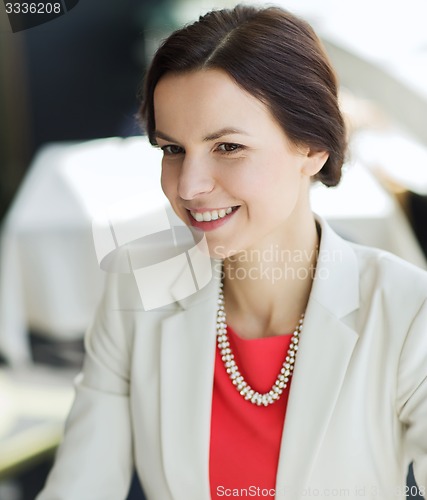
[275,303,358,499]
[275,217,360,499]
[159,261,221,500]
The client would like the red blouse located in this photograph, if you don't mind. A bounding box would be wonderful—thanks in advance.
[209,325,294,499]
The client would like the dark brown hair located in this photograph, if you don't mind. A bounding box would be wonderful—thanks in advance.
[139,4,346,187]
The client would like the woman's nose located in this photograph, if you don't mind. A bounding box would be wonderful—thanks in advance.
[177,155,215,201]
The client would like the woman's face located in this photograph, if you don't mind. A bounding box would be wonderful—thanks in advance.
[153,69,326,258]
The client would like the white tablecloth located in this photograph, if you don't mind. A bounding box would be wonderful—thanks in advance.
[0,137,165,365]
[0,136,425,366]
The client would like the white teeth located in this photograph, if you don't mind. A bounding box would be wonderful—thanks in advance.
[190,207,236,222]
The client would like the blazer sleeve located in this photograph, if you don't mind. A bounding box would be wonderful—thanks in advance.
[37,275,135,500]
[397,298,427,494]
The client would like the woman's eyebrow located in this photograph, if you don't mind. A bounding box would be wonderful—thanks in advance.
[203,128,249,142]
[154,127,249,143]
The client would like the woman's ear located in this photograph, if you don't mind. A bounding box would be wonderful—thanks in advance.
[301,149,329,177]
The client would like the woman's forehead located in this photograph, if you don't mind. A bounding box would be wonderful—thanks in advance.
[153,69,278,136]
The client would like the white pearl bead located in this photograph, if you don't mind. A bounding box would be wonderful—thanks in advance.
[216,284,304,406]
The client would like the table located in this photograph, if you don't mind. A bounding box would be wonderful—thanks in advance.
[0,366,75,479]
[0,136,425,366]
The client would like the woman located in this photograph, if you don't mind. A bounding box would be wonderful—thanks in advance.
[38,5,427,499]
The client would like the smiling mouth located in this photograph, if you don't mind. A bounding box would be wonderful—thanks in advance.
[189,206,239,222]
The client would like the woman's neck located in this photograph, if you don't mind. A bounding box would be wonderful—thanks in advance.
[222,213,319,340]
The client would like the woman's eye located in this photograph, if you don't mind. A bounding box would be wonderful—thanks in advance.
[217,143,242,153]
[161,145,184,155]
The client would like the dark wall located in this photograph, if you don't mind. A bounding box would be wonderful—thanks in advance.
[23,0,146,145]
[0,0,173,220]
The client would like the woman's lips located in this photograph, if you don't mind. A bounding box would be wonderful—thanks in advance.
[186,206,240,231]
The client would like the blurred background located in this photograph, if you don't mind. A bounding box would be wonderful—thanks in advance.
[0,0,427,498]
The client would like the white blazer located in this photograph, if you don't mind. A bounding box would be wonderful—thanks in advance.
[37,216,427,500]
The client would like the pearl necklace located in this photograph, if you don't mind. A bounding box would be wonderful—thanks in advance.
[216,281,304,406]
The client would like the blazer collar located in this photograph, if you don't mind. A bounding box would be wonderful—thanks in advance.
[309,213,360,317]
[159,215,360,500]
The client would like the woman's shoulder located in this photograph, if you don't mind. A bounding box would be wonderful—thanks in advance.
[98,257,219,317]
[349,239,427,279]
[349,239,427,303]
[317,216,427,309]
